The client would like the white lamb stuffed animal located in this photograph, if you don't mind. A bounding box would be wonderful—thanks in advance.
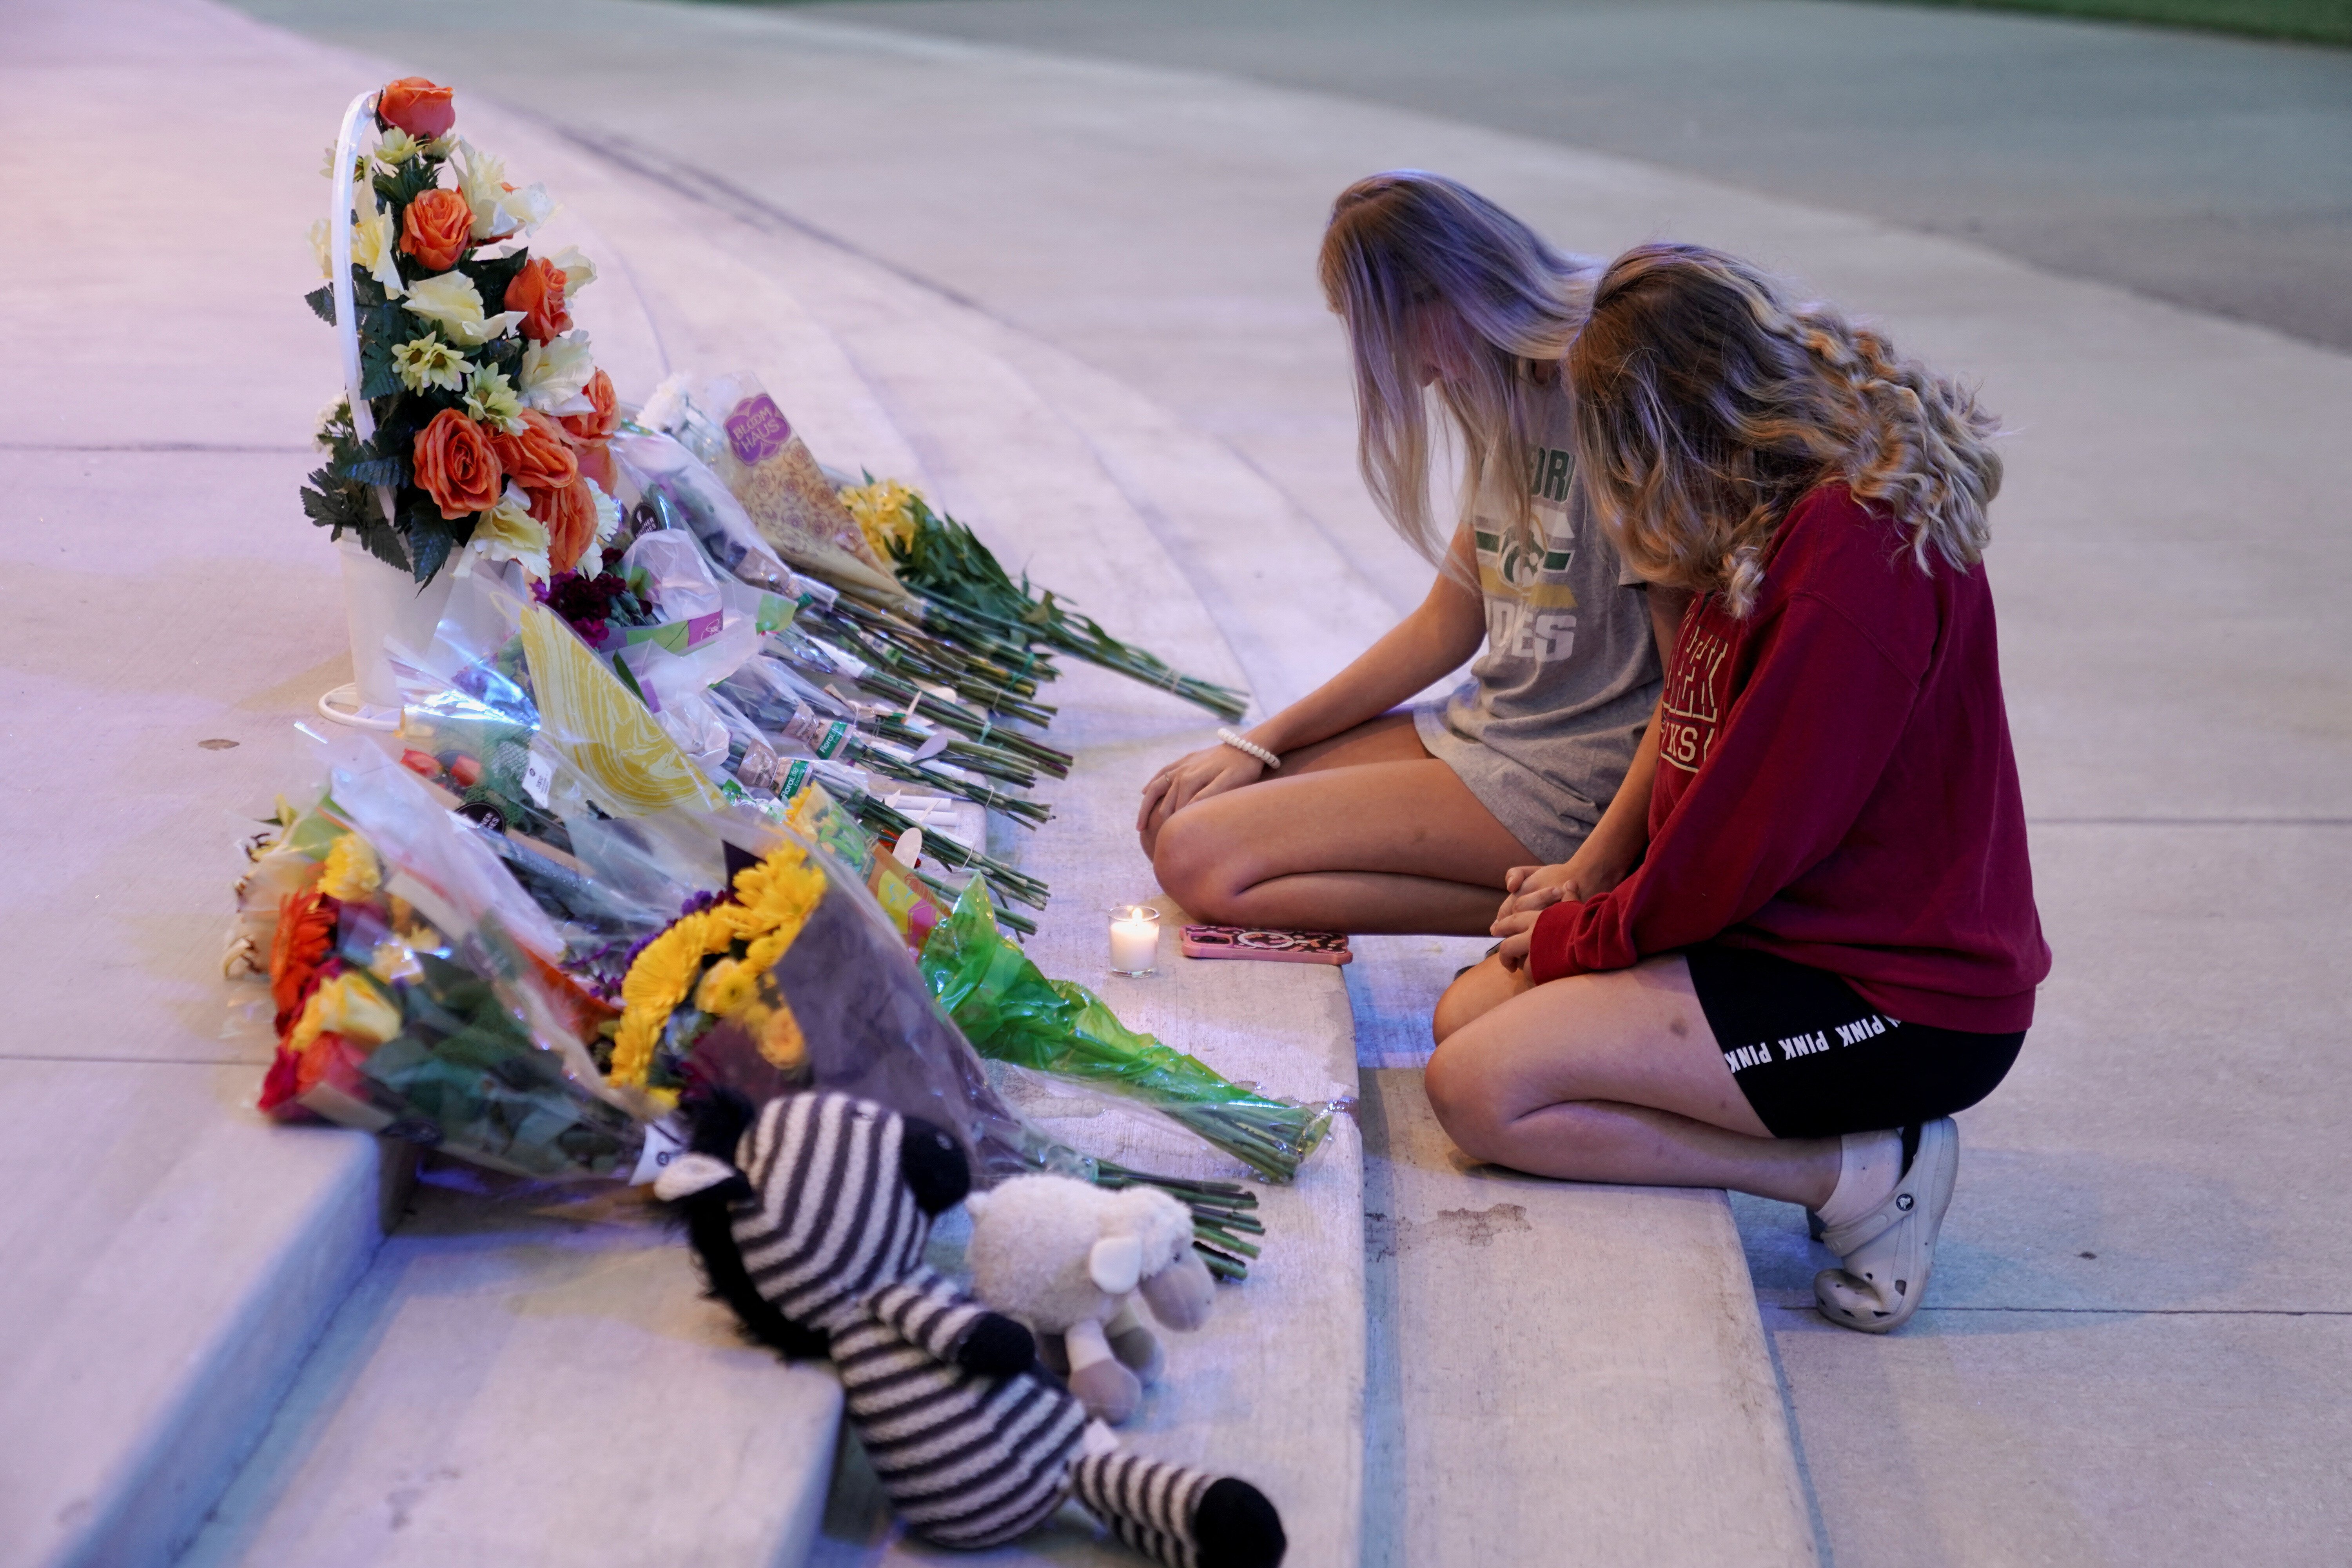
[964,1173,1217,1425]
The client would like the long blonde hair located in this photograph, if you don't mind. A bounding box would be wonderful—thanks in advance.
[1567,243,2002,616]
[1319,172,1597,567]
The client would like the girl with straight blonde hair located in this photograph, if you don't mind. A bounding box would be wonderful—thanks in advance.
[1429,243,2050,1334]
[1141,172,1681,935]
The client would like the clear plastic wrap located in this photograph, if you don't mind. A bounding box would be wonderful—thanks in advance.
[639,372,903,601]
[612,429,797,596]
[379,570,1085,1182]
[249,743,653,1182]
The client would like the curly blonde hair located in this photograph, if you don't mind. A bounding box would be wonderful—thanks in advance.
[1319,172,1598,568]
[1567,243,2002,616]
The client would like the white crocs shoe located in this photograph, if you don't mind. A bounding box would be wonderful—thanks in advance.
[1814,1118,1958,1334]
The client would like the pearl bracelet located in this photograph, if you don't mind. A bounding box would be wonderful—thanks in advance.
[1217,728,1281,770]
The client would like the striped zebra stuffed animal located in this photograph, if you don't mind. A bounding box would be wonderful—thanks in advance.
[657,1089,1287,1567]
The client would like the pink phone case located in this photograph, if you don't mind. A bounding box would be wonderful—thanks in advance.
[1179,924,1353,965]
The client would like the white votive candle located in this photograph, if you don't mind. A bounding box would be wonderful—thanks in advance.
[1108,905,1161,976]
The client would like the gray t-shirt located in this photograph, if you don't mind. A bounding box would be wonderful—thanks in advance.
[1414,384,1663,863]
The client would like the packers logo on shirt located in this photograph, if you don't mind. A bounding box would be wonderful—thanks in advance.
[1475,528,1578,610]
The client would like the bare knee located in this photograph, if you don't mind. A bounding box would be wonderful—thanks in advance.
[1431,955,1524,1047]
[1150,806,1248,923]
[1422,1040,1512,1165]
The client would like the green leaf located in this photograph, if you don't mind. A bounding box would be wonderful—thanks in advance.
[360,341,402,401]
[372,158,439,214]
[462,251,528,311]
[359,299,408,347]
[299,473,365,535]
[362,520,413,573]
[342,449,410,490]
[474,336,522,375]
[305,284,336,325]
[410,527,454,584]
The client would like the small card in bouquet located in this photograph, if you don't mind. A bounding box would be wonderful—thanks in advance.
[1179,925,1352,965]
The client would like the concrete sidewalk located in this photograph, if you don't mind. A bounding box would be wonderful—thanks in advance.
[216,2,2352,1563]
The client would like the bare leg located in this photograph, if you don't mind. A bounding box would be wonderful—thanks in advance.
[1431,952,1532,1044]
[1150,715,1541,935]
[1138,712,1432,859]
[1424,954,1841,1207]
[1278,710,1428,774]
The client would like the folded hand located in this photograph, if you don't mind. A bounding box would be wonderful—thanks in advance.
[1490,907,1541,972]
[1137,742,1265,846]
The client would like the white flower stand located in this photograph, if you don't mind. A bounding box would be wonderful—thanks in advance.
[313,85,443,732]
[318,540,460,729]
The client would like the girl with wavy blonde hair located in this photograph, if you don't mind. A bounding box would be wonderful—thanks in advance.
[1429,244,2049,1335]
[1572,243,2002,616]
[1140,173,1681,936]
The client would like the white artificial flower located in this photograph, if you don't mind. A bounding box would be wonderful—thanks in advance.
[457,486,551,583]
[452,139,507,225]
[401,271,525,347]
[544,245,597,294]
[462,364,524,432]
[392,337,470,396]
[454,138,556,241]
[375,129,422,167]
[505,183,557,235]
[582,477,622,574]
[310,186,404,297]
[347,185,404,298]
[637,371,691,434]
[518,332,596,415]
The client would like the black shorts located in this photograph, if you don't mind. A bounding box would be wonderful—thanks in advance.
[1684,943,2024,1140]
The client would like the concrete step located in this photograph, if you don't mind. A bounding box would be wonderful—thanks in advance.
[1360,1070,1818,1567]
[176,1182,843,1568]
[0,1064,397,1568]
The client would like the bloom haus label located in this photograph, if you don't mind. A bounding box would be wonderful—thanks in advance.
[724,394,793,466]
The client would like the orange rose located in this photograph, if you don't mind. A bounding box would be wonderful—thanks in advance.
[530,476,599,575]
[573,439,617,495]
[504,257,572,345]
[399,188,474,273]
[378,77,456,140]
[557,368,619,443]
[490,410,579,493]
[412,409,504,519]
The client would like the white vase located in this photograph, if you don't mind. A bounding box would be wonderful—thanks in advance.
[326,539,458,727]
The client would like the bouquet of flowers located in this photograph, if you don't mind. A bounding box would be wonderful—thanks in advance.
[920,880,1336,1192]
[240,755,656,1181]
[399,549,1053,925]
[302,76,622,586]
[640,375,1250,722]
[593,802,1264,1272]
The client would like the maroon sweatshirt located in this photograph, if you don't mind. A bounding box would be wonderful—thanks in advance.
[1528,484,2050,1032]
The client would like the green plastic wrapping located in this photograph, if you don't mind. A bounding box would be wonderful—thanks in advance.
[920,880,1333,1182]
